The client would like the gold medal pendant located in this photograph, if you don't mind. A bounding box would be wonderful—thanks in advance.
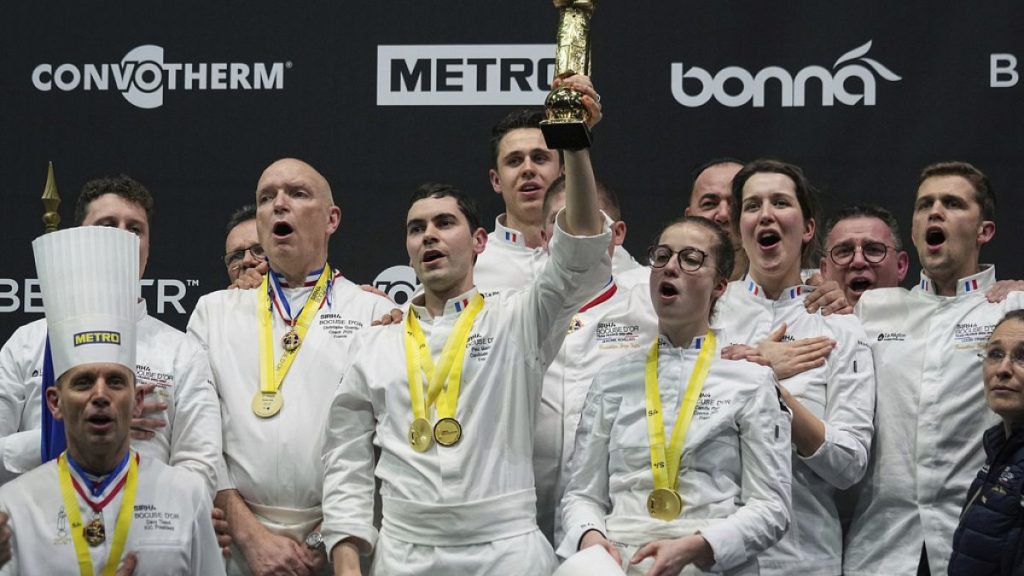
[281,329,301,353]
[647,488,683,521]
[433,417,463,447]
[251,390,283,418]
[84,516,106,546]
[409,418,434,452]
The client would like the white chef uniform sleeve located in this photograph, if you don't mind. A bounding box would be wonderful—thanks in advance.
[700,370,793,571]
[321,334,378,558]
[167,338,222,497]
[186,296,236,494]
[189,475,227,575]
[518,212,611,370]
[0,326,43,478]
[796,318,875,489]
[556,383,621,558]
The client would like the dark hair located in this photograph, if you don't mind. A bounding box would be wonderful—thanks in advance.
[74,175,154,226]
[824,204,903,251]
[489,109,547,165]
[542,176,621,222]
[408,182,483,232]
[225,204,257,235]
[992,309,1024,335]
[690,157,745,186]
[918,161,996,222]
[730,159,821,266]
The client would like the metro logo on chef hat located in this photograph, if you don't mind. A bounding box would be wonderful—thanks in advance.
[33,226,140,379]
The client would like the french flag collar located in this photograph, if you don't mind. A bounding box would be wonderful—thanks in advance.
[578,277,617,314]
[741,274,810,302]
[918,265,995,296]
[656,333,708,350]
[268,264,338,310]
[443,288,481,316]
[495,216,527,248]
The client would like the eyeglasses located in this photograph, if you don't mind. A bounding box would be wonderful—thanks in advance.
[827,241,894,266]
[648,245,708,272]
[223,244,265,270]
[978,347,1024,369]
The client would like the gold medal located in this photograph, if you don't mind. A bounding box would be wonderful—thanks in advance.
[251,390,283,418]
[409,418,434,452]
[433,417,462,446]
[647,488,683,521]
[84,516,106,547]
[281,329,301,352]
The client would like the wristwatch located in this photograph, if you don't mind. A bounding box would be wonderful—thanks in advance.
[305,530,326,552]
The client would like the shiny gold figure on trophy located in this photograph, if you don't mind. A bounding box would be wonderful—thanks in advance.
[541,0,596,150]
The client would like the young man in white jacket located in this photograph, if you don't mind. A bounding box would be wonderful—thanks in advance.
[322,74,610,576]
[844,161,1024,576]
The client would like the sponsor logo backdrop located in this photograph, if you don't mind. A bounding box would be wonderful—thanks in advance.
[1,2,1022,336]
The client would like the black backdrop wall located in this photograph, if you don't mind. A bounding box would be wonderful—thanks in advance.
[2,2,1022,335]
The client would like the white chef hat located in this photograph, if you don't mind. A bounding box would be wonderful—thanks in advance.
[32,227,139,379]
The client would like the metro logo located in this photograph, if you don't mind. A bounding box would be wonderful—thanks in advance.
[378,45,556,106]
[73,331,121,346]
[671,41,901,108]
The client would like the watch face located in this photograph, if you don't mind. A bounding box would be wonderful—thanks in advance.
[305,531,324,549]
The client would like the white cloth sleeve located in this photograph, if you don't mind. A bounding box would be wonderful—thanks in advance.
[167,339,222,498]
[700,371,793,571]
[320,334,379,558]
[0,326,42,478]
[797,319,875,489]
[557,385,621,558]
[186,297,235,494]
[190,480,227,575]
[517,213,611,371]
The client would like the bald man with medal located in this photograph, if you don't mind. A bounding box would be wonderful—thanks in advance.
[322,75,609,576]
[188,159,394,576]
[0,227,223,576]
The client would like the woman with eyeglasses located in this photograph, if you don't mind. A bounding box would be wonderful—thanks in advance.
[558,216,792,575]
[713,159,876,576]
[948,309,1024,575]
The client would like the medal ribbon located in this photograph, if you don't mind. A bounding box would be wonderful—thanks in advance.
[257,265,332,395]
[58,452,139,576]
[644,331,716,492]
[404,294,485,422]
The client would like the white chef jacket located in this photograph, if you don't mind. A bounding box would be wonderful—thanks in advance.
[535,277,659,545]
[188,273,393,550]
[0,451,224,576]
[844,266,1024,576]
[474,214,641,298]
[715,276,875,576]
[321,219,611,576]
[558,333,793,575]
[0,300,222,495]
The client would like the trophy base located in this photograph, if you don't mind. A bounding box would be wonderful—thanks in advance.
[540,120,592,151]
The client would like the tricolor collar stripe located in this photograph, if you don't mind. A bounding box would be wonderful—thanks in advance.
[747,280,760,296]
[504,231,518,243]
[454,298,471,312]
[272,266,326,288]
[65,451,133,499]
[578,278,617,313]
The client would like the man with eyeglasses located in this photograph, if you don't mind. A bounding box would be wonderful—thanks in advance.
[844,162,1024,576]
[819,205,910,307]
[223,204,267,286]
[0,175,222,495]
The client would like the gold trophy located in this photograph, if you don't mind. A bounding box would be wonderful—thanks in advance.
[541,0,596,150]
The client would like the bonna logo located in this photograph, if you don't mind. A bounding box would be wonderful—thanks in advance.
[671,41,901,108]
[32,45,289,109]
